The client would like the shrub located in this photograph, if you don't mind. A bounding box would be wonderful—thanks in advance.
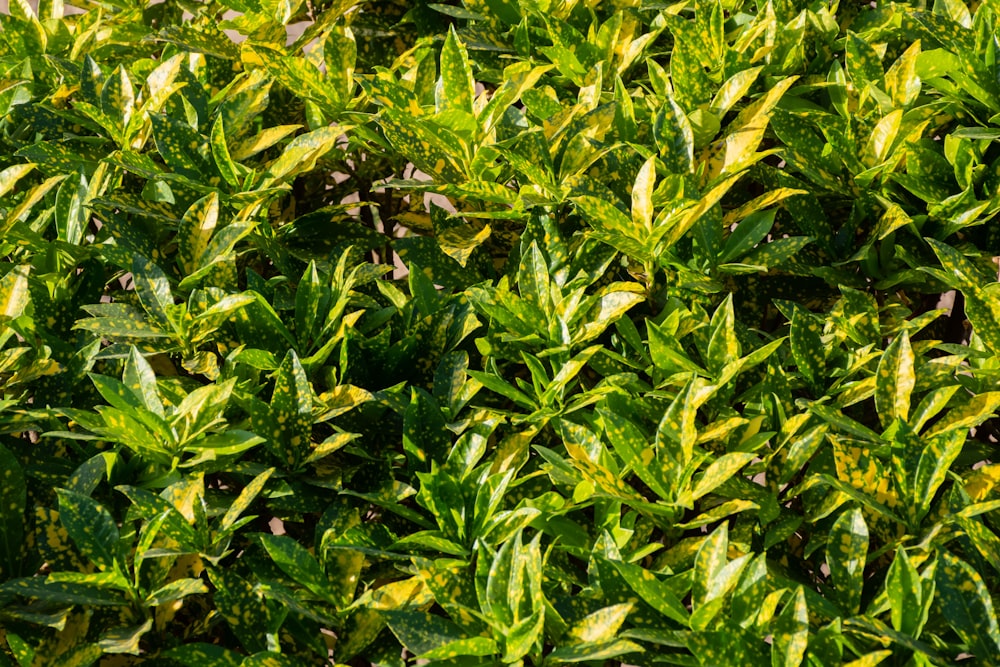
[1,0,1000,665]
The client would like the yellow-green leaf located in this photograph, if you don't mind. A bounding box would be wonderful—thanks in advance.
[875,329,915,429]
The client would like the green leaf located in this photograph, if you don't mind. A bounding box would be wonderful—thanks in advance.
[164,644,244,667]
[772,587,808,667]
[518,241,551,316]
[382,610,474,657]
[572,195,648,261]
[790,309,824,388]
[547,638,644,662]
[378,111,465,183]
[262,126,340,186]
[863,109,902,166]
[123,346,165,419]
[145,577,208,606]
[912,429,964,523]
[156,21,241,59]
[438,27,474,115]
[923,237,987,291]
[73,314,169,340]
[271,350,313,468]
[875,330,915,429]
[132,255,175,333]
[741,236,813,270]
[567,602,634,644]
[395,237,479,289]
[403,388,451,467]
[210,116,241,188]
[887,547,925,637]
[963,284,1000,357]
[691,452,756,501]
[209,569,273,654]
[259,533,333,603]
[54,171,88,246]
[846,33,883,84]
[56,489,120,571]
[827,507,868,615]
[0,444,25,579]
[703,77,796,181]
[243,652,305,667]
[691,524,750,630]
[101,65,135,139]
[885,41,921,108]
[479,62,552,135]
[608,559,690,626]
[246,42,344,117]
[653,98,694,173]
[0,578,124,606]
[711,66,763,116]
[936,551,1000,661]
[780,424,828,486]
[0,264,30,326]
[230,124,301,161]
[0,163,35,199]
[720,209,776,264]
[601,408,672,502]
[630,156,656,232]
[925,392,1000,438]
[577,290,644,345]
[295,262,332,342]
[116,485,198,548]
[686,626,767,665]
[648,317,704,375]
[150,113,211,180]
[220,468,275,532]
[421,637,498,660]
[705,294,738,374]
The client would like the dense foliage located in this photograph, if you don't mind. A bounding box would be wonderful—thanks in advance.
[2,0,1000,664]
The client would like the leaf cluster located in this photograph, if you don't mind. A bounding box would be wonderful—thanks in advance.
[2,0,1000,665]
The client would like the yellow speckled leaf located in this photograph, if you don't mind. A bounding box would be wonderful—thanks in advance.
[790,309,824,388]
[0,444,25,579]
[379,110,466,183]
[874,329,914,429]
[936,551,1000,661]
[826,507,868,614]
[176,192,219,275]
[437,27,474,115]
[704,77,797,183]
[0,264,29,326]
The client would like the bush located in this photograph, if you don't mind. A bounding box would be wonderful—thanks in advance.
[1,0,1000,664]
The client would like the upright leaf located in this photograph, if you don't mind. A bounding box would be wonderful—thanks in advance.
[271,350,313,468]
[437,27,474,115]
[123,346,165,419]
[132,255,174,332]
[790,309,824,388]
[403,388,450,467]
[887,547,925,637]
[772,587,808,667]
[0,444,26,579]
[54,171,88,246]
[827,507,868,615]
[874,330,915,429]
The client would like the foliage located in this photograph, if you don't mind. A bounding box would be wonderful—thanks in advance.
[1,0,1000,665]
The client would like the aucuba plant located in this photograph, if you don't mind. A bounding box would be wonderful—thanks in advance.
[2,0,1000,664]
